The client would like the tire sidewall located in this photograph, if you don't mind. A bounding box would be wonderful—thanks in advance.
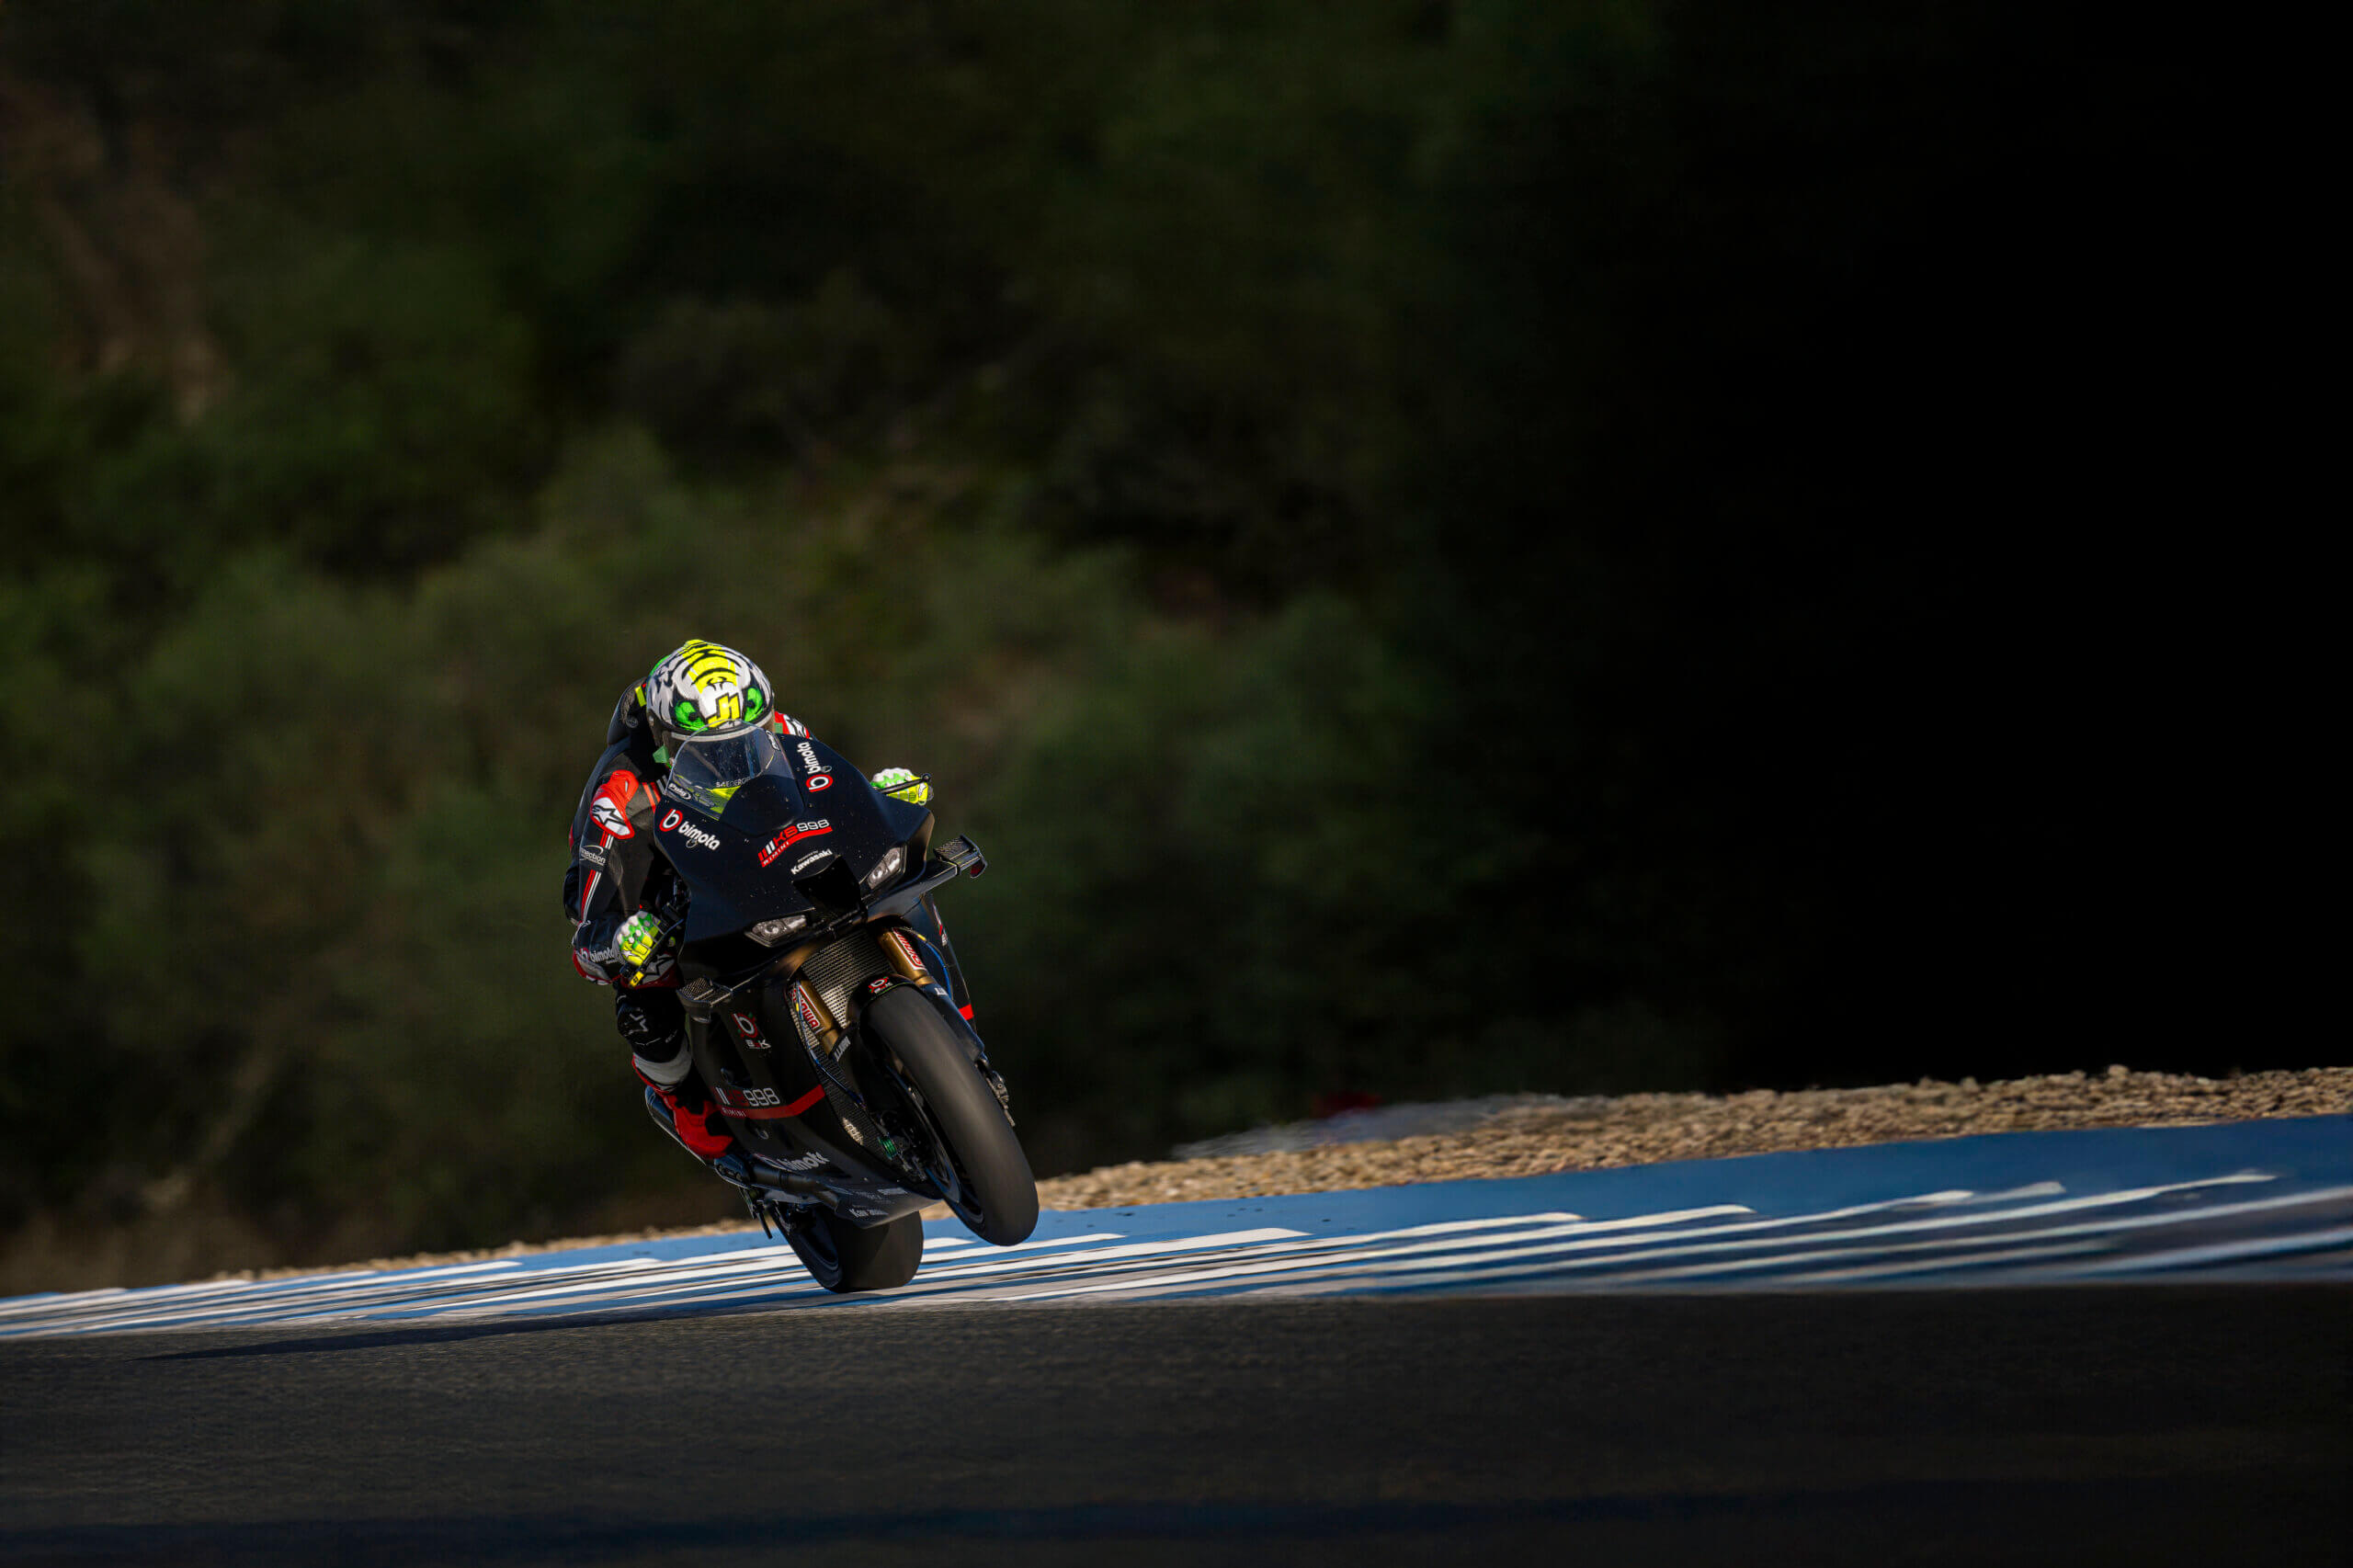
[863,985,1039,1246]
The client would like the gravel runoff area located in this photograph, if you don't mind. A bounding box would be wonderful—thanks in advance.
[1040,1066,2353,1210]
[225,1066,2349,1280]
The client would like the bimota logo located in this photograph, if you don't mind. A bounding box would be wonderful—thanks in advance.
[730,1011,770,1050]
[757,819,833,868]
[662,811,720,850]
[796,741,829,774]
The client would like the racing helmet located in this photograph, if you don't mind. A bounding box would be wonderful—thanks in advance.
[642,640,778,756]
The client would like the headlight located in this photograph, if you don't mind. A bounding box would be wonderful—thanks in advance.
[747,915,809,946]
[862,845,907,891]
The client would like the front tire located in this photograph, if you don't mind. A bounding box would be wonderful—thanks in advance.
[864,985,1038,1245]
[783,1209,924,1293]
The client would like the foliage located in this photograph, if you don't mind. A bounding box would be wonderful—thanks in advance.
[0,0,2222,1269]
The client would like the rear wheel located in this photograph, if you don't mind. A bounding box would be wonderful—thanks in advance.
[782,1208,924,1293]
[864,985,1038,1245]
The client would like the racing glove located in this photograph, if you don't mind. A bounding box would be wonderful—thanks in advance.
[616,912,667,976]
[870,767,932,807]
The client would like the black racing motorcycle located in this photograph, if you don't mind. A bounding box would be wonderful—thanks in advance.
[631,726,1035,1291]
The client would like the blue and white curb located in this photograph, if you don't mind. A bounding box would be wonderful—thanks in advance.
[3,1117,2345,1338]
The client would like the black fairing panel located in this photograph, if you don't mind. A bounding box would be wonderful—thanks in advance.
[658,739,926,945]
[681,990,928,1217]
[656,734,953,1224]
[719,771,801,829]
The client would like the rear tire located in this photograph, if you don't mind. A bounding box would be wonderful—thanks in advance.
[783,1209,923,1293]
[864,984,1039,1245]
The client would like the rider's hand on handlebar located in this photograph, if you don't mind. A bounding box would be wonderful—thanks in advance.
[617,912,666,972]
[870,767,931,807]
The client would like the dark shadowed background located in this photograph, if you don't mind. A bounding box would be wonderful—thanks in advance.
[0,1,2257,1286]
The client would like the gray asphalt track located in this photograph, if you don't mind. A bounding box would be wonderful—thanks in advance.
[3,1288,2346,1565]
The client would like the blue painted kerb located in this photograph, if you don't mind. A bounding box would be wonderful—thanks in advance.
[1010,1114,2353,1249]
[201,1114,2345,1277]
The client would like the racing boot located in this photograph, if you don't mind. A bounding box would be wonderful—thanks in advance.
[620,987,743,1167]
[636,1065,741,1164]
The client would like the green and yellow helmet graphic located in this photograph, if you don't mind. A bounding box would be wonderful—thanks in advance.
[646,640,774,741]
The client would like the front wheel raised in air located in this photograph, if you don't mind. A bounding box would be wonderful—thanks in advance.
[864,984,1038,1245]
[782,1208,924,1293]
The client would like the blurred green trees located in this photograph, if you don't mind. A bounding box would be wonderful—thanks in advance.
[0,0,2210,1278]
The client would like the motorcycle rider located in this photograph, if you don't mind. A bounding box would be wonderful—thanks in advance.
[563,639,934,1170]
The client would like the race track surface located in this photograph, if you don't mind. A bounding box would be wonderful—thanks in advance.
[4,1119,2347,1564]
[3,1290,2347,1565]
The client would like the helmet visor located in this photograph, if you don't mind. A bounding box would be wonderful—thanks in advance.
[668,727,778,803]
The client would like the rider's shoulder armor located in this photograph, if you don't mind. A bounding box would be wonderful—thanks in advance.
[572,690,665,855]
[608,681,649,746]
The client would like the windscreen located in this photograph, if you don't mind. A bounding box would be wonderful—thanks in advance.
[667,727,779,809]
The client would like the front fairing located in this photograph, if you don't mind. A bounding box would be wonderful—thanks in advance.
[654,738,931,944]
